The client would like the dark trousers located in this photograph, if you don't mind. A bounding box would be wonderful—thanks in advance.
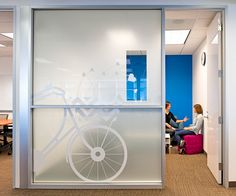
[173,130,195,145]
[166,119,184,137]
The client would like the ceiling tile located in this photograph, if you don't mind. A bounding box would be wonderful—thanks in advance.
[0,11,13,23]
[0,22,13,33]
[165,44,184,55]
[182,38,205,54]
[166,19,195,30]
[166,10,199,20]
[194,19,212,28]
[188,30,207,39]
[165,9,217,55]
[0,47,12,57]
[197,11,216,19]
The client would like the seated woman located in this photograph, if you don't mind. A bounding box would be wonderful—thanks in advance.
[165,101,189,136]
[173,104,204,153]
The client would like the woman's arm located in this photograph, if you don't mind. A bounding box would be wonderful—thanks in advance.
[184,126,193,131]
[166,123,175,130]
[170,113,188,123]
[176,117,189,123]
[184,115,204,132]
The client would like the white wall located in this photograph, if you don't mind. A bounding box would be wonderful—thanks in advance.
[0,56,13,118]
[192,40,208,152]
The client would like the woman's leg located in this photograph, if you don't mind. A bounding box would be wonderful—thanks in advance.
[174,130,195,145]
[178,122,184,129]
[170,119,184,129]
[170,119,179,128]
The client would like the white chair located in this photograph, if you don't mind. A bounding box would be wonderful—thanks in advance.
[165,133,171,153]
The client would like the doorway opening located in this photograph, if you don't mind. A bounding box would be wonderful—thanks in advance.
[0,9,14,188]
[165,9,223,185]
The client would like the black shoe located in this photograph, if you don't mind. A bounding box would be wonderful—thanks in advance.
[179,148,185,154]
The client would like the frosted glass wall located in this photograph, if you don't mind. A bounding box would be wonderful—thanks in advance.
[32,9,162,185]
[33,10,162,106]
[33,108,162,182]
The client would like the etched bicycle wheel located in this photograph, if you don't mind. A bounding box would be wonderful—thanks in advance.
[67,125,127,182]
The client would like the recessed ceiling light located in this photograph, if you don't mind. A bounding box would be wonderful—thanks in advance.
[1,33,13,39]
[165,30,190,45]
[0,44,6,47]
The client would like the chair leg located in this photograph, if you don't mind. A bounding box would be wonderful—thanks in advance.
[8,143,12,155]
[0,143,2,153]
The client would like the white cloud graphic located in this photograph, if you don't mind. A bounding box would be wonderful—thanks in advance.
[128,73,136,82]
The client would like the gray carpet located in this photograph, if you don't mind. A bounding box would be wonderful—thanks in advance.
[0,149,236,196]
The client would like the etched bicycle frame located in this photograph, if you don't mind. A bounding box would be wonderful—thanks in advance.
[33,72,128,182]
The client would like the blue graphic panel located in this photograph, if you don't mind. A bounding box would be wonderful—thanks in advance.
[126,55,147,101]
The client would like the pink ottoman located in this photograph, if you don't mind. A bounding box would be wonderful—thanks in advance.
[183,134,203,155]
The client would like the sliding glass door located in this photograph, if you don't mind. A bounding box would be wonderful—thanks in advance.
[32,9,163,186]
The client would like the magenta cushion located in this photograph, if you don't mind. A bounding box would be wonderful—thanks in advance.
[183,134,203,155]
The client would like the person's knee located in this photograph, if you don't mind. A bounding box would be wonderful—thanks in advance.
[178,122,184,129]
[166,128,174,133]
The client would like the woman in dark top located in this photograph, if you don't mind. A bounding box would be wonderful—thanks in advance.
[165,101,189,133]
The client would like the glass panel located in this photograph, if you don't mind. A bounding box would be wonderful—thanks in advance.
[126,50,147,101]
[33,108,162,182]
[33,10,162,105]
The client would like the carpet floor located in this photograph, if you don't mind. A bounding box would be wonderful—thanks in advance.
[1,148,236,196]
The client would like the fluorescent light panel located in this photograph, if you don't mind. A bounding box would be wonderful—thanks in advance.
[165,30,190,45]
[1,33,13,39]
[0,44,6,47]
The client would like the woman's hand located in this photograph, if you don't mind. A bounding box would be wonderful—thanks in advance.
[183,117,189,122]
[184,127,193,131]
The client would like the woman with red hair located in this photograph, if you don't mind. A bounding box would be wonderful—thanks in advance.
[173,104,204,153]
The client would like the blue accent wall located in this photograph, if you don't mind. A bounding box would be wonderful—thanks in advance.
[126,55,147,101]
[166,55,192,126]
